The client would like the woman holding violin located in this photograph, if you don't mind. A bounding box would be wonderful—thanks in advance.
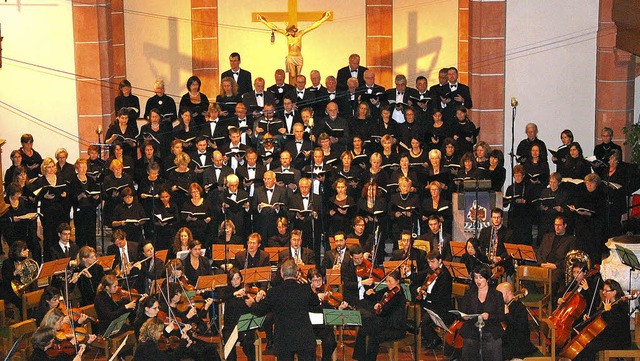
[458,264,505,361]
[352,270,406,361]
[563,279,631,361]
[94,274,139,334]
[133,318,192,361]
[220,268,257,361]
[29,326,85,361]
[40,308,97,360]
[35,286,65,326]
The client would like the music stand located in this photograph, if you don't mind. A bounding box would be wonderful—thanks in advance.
[505,243,537,264]
[155,249,168,263]
[3,334,24,361]
[383,260,404,275]
[326,269,342,287]
[324,308,362,361]
[444,261,470,282]
[242,266,272,284]
[196,274,228,290]
[463,179,492,191]
[424,308,451,333]
[211,244,244,261]
[449,241,467,259]
[345,238,362,248]
[150,278,165,295]
[102,312,130,339]
[615,244,640,292]
[298,264,315,278]
[264,247,287,263]
[37,257,71,281]
[98,255,115,271]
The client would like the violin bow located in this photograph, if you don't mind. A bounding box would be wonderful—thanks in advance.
[375,256,410,292]
[162,266,185,335]
[585,276,602,318]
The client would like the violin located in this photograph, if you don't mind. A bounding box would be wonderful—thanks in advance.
[178,275,195,291]
[111,287,144,302]
[315,284,351,309]
[416,267,441,301]
[46,341,76,358]
[157,310,188,333]
[55,326,90,344]
[356,259,384,282]
[59,301,99,324]
[375,286,400,315]
[157,335,182,351]
[175,287,214,312]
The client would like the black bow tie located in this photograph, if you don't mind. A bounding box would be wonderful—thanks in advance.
[230,192,237,196]
[231,146,238,150]
[295,140,303,144]
[297,91,304,95]
[266,188,274,193]
[302,196,309,200]
[248,167,256,170]
[198,152,206,155]
[215,167,222,170]
[329,92,335,95]
[256,93,263,97]
[398,92,403,95]
[282,168,289,172]
[314,166,322,170]
[285,112,292,117]
[233,71,239,75]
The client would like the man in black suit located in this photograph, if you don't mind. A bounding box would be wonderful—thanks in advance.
[252,170,288,241]
[429,68,449,95]
[273,150,301,194]
[227,103,254,148]
[479,208,512,270]
[357,70,386,120]
[339,77,360,119]
[417,251,453,349]
[278,229,314,266]
[280,96,303,137]
[219,174,251,240]
[134,242,165,294]
[287,178,321,252]
[285,75,316,109]
[390,231,428,280]
[48,223,79,262]
[190,136,213,184]
[322,231,350,274]
[219,127,247,172]
[106,229,139,272]
[202,150,233,200]
[235,148,265,196]
[436,67,473,121]
[284,123,313,171]
[242,77,276,119]
[537,215,577,299]
[221,52,252,96]
[307,70,327,115]
[340,244,374,308]
[253,259,320,361]
[336,53,367,91]
[233,232,271,276]
[384,74,419,123]
[199,103,230,150]
[313,101,350,150]
[267,69,296,107]
[419,215,453,261]
[410,75,434,122]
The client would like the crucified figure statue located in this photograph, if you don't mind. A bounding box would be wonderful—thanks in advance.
[257,11,332,84]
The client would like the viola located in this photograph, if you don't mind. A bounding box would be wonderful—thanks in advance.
[356,259,384,282]
[111,287,143,302]
[46,341,76,358]
[157,335,182,351]
[59,302,99,324]
[416,267,442,301]
[315,284,351,309]
[375,286,400,315]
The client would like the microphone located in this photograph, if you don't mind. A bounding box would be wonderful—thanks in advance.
[510,97,518,107]
[475,315,485,330]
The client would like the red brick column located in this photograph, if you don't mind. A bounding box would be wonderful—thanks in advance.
[365,0,393,88]
[596,0,635,158]
[467,0,506,149]
[458,0,470,85]
[191,0,219,98]
[72,0,115,153]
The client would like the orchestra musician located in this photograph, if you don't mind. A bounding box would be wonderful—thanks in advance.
[106,229,139,276]
[135,242,165,294]
[0,240,31,320]
[390,231,427,281]
[29,326,85,361]
[419,215,453,261]
[340,244,375,308]
[93,274,139,334]
[537,215,577,300]
[496,282,537,360]
[556,261,602,323]
[35,286,65,326]
[478,208,511,272]
[322,231,350,274]
[220,268,257,361]
[183,240,212,286]
[353,270,407,361]
[418,250,453,349]
[461,237,490,276]
[133,317,192,361]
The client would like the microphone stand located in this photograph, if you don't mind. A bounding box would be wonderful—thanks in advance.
[476,315,485,361]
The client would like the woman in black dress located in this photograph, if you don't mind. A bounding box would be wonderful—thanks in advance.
[388,176,420,242]
[357,182,387,261]
[181,182,213,248]
[370,106,398,154]
[488,149,506,193]
[111,187,147,244]
[523,144,550,201]
[461,238,490,275]
[19,133,43,181]
[421,181,453,235]
[104,142,136,179]
[452,107,477,156]
[75,246,105,306]
[216,77,243,118]
[569,173,607,264]
[328,178,356,236]
[114,79,141,125]
[426,109,453,152]
[179,75,210,126]
[173,108,199,153]
[563,142,592,181]
[32,157,69,252]
[504,165,534,245]
[1,182,39,258]
[101,159,134,228]
[69,159,100,249]
[151,188,180,252]
[390,153,420,194]
[349,102,373,146]
[551,129,573,174]
[4,149,23,188]
[94,274,137,334]
[138,108,173,159]
[183,240,212,286]
[166,152,196,209]
[133,317,191,361]
[474,141,491,171]
[220,268,257,361]
[441,137,460,170]
[105,108,139,160]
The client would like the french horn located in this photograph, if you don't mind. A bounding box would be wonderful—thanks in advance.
[564,249,590,284]
[11,258,39,296]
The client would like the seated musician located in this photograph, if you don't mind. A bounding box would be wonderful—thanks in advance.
[106,229,139,277]
[134,241,165,294]
[165,258,186,284]
[220,268,258,361]
[419,215,453,261]
[48,223,79,262]
[133,318,192,361]
[458,265,505,361]
[557,261,602,323]
[341,244,376,308]
[0,240,32,320]
[390,231,427,283]
[232,232,271,279]
[461,237,490,276]
[353,270,407,361]
[40,308,97,348]
[29,326,85,361]
[416,250,453,349]
[93,274,139,334]
[537,215,577,300]
[478,208,513,275]
[35,287,89,328]
[347,216,374,256]
[496,282,537,360]
[570,279,631,361]
[322,231,350,274]
[277,229,315,267]
[183,240,212,286]
[75,246,105,306]
[308,268,350,361]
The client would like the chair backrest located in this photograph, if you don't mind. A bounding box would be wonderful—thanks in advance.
[9,318,37,359]
[22,288,44,321]
[451,282,470,308]
[635,312,640,346]
[516,266,551,293]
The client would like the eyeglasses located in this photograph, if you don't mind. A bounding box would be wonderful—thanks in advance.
[603,289,614,293]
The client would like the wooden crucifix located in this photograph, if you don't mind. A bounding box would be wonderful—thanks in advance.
[253,0,333,84]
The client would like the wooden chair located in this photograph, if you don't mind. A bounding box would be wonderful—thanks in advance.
[451,282,470,309]
[523,317,556,360]
[378,302,422,360]
[0,299,6,328]
[21,288,44,321]
[597,312,640,360]
[516,265,552,319]
[5,318,37,360]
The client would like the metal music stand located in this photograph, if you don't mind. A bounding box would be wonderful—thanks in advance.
[196,274,228,290]
[615,244,640,292]
[326,269,342,287]
[450,241,467,259]
[444,261,470,283]
[504,243,537,264]
[323,309,362,361]
[102,312,130,339]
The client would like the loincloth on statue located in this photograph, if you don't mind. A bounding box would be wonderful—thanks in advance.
[285,55,303,71]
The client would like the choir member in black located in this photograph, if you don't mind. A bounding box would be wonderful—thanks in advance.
[163,139,184,173]
[54,149,75,225]
[203,151,233,216]
[308,268,349,361]
[191,136,212,185]
[349,102,373,146]
[356,181,387,262]
[0,241,31,320]
[314,101,350,151]
[138,163,166,239]
[252,170,289,242]
[360,153,388,195]
[571,279,630,361]
[398,108,426,150]
[112,187,147,245]
[180,75,210,125]
[173,108,199,152]
[426,148,453,200]
[4,149,23,188]
[135,140,163,184]
[268,217,291,247]
[169,227,192,260]
[236,148,265,196]
[569,173,607,264]
[538,172,570,238]
[34,286,63,327]
[166,152,196,209]
[474,141,491,171]
[407,136,429,179]
[29,326,86,361]
[427,109,453,152]
[220,268,257,361]
[284,122,313,171]
[105,108,138,160]
[181,182,213,247]
[144,80,177,121]
[496,282,538,359]
[332,151,362,199]
[593,126,622,163]
[322,231,350,274]
[183,240,212,286]
[201,103,231,151]
[524,144,550,201]
[328,178,356,236]
[102,159,134,227]
[461,238,490,275]
[75,246,105,306]
[504,165,534,245]
[33,157,68,253]
[390,154,421,192]
[94,274,138,334]
[104,142,135,178]
[421,181,453,235]
[551,129,573,174]
[371,106,398,154]
[488,149,506,192]
[417,251,453,349]
[216,76,243,118]
[114,79,140,124]
[133,317,192,361]
[538,216,577,300]
[86,144,105,184]
[288,178,321,250]
[478,208,511,267]
[69,159,100,249]
[452,107,477,156]
[149,188,178,251]
[1,183,39,257]
[420,215,453,261]
[137,107,171,158]
[19,133,43,180]
[347,216,375,257]
[274,150,301,193]
[458,265,505,361]
[516,122,548,164]
[350,135,370,171]
[391,231,428,286]
[253,259,321,361]
[379,134,399,178]
[352,270,407,361]
[221,127,248,172]
[218,174,250,239]
[563,141,592,182]
[456,152,487,186]
[388,177,420,242]
[280,96,303,138]
[602,150,627,237]
[317,133,340,169]
[212,220,243,273]
[442,137,461,170]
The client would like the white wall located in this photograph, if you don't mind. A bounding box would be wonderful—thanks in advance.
[0,0,79,169]
[504,0,599,166]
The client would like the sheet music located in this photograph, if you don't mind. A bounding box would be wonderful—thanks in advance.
[224,326,239,359]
